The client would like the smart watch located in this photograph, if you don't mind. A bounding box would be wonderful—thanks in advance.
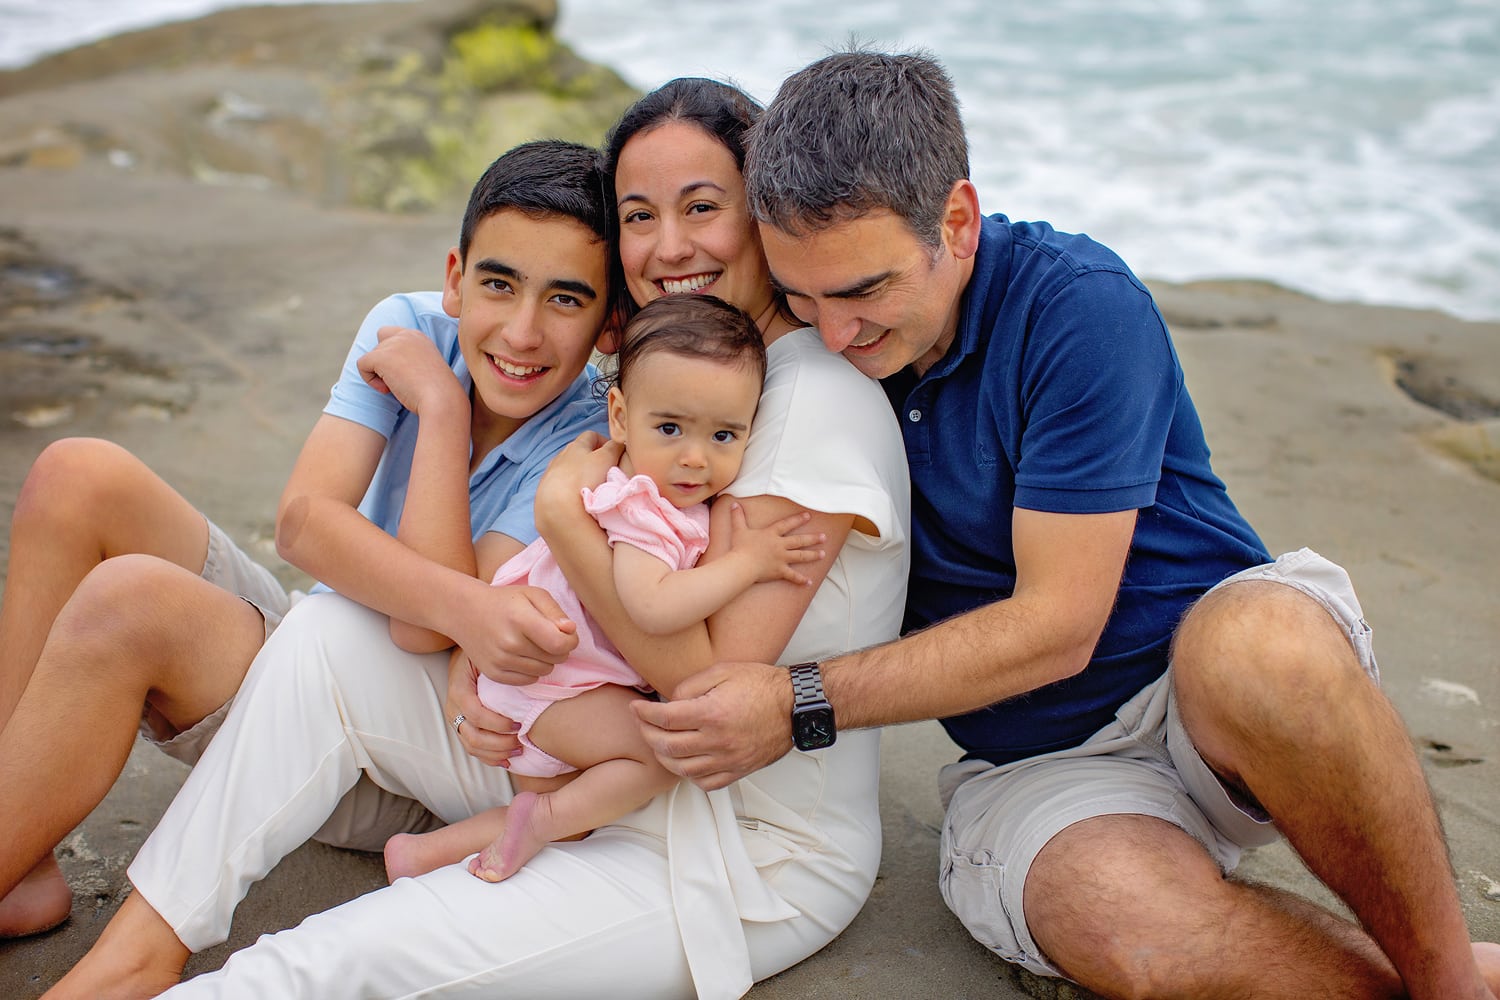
[788,661,837,751]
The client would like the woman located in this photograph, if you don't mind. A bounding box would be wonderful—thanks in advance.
[50,79,910,999]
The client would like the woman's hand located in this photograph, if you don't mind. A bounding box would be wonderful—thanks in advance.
[444,648,522,767]
[536,432,623,536]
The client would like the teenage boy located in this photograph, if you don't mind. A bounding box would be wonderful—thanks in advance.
[0,139,614,937]
[637,51,1500,999]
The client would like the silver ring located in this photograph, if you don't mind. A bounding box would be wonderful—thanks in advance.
[451,713,466,734]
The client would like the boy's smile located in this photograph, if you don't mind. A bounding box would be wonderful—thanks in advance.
[444,208,609,455]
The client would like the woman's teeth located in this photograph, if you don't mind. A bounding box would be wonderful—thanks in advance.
[660,273,718,294]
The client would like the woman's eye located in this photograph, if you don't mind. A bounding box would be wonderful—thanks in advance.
[623,209,653,224]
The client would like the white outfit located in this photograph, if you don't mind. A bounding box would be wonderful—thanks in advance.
[129,329,911,1000]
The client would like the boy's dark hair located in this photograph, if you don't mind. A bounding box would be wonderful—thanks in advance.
[459,140,613,259]
[602,294,766,399]
[745,49,970,248]
[459,138,623,329]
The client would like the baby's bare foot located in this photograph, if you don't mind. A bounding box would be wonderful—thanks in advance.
[468,791,551,882]
[0,854,71,938]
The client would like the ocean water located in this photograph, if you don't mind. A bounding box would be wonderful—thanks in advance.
[4,0,1497,322]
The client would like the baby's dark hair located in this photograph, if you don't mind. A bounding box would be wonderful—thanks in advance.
[600,294,767,400]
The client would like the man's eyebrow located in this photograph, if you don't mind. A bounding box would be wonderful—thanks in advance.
[473,257,597,300]
[770,269,895,300]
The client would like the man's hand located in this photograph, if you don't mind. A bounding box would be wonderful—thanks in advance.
[448,583,580,688]
[444,648,521,767]
[632,661,795,790]
[357,325,467,416]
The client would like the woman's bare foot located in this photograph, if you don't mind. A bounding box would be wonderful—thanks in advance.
[0,854,71,938]
[468,791,554,882]
[42,891,188,999]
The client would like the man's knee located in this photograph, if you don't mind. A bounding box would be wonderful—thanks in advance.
[1025,816,1231,997]
[1174,580,1366,709]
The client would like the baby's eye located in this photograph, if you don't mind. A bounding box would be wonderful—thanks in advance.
[712,430,738,444]
[656,422,681,437]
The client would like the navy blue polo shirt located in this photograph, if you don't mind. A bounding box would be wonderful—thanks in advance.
[882,215,1269,765]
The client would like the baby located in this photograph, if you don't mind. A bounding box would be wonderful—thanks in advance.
[384,293,822,882]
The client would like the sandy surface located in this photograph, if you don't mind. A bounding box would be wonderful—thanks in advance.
[2,3,1498,998]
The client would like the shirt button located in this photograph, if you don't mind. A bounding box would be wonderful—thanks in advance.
[908,409,922,422]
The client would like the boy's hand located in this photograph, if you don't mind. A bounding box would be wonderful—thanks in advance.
[723,503,824,586]
[358,326,467,415]
[444,648,522,767]
[452,584,580,687]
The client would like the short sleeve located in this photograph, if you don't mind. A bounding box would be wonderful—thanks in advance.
[583,468,710,570]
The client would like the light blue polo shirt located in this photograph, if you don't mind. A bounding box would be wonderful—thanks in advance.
[312,291,606,591]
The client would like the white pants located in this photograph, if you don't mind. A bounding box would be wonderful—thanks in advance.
[132,594,843,999]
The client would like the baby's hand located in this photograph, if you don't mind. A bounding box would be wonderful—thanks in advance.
[725,503,825,586]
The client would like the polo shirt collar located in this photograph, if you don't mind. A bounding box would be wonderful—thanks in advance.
[920,213,1013,384]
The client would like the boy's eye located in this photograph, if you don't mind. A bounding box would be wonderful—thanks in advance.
[483,278,513,293]
[551,293,581,308]
[655,422,680,437]
[712,430,737,444]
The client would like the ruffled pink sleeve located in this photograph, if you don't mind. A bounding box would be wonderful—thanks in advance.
[582,467,711,570]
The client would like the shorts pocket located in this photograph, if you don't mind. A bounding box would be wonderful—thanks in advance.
[939,841,1026,963]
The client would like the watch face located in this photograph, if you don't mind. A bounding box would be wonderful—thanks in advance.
[793,706,837,750]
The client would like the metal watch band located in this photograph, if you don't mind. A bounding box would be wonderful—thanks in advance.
[788,661,826,706]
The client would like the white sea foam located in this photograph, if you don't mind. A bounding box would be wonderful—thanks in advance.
[4,0,1496,322]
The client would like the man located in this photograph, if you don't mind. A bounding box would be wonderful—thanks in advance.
[0,140,614,937]
[636,50,1500,998]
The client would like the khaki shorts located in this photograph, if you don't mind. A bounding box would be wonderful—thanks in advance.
[139,516,441,849]
[937,548,1378,978]
[140,516,296,764]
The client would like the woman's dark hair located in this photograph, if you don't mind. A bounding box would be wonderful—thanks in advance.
[597,294,766,403]
[603,78,799,327]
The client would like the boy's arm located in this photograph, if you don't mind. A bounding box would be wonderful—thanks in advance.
[611,505,822,635]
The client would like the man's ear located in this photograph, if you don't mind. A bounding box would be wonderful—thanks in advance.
[606,385,629,444]
[941,180,983,261]
[441,247,464,317]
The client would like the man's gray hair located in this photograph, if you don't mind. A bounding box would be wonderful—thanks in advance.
[745,48,969,248]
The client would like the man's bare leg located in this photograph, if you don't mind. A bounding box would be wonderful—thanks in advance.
[1026,814,1404,999]
[0,439,227,936]
[42,891,189,1000]
[1173,580,1495,1000]
[0,556,266,924]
